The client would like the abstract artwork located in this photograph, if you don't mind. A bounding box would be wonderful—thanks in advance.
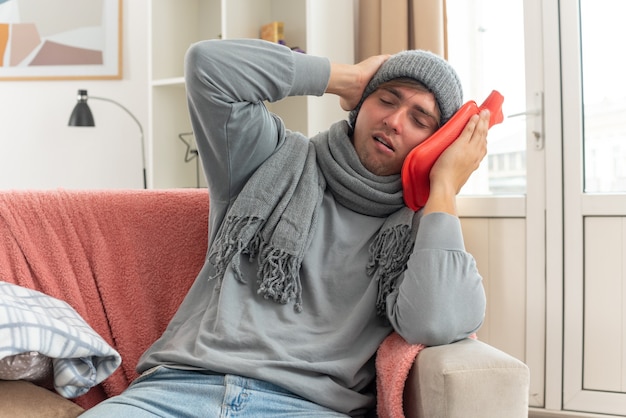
[0,0,121,80]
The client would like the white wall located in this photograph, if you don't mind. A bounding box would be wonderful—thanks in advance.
[0,0,149,190]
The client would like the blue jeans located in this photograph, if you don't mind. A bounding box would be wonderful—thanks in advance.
[80,366,352,417]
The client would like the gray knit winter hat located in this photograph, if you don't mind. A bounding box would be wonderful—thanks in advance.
[349,49,463,128]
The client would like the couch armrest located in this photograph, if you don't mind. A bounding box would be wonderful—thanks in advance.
[403,338,529,418]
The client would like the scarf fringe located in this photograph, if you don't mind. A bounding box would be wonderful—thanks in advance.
[208,215,264,287]
[257,247,303,313]
[208,215,304,312]
[367,224,414,317]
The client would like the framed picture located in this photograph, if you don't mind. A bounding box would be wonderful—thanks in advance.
[0,0,122,80]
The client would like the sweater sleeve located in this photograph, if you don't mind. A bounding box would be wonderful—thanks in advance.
[183,39,331,205]
[386,212,486,346]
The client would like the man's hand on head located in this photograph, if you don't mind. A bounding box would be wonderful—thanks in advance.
[327,55,390,112]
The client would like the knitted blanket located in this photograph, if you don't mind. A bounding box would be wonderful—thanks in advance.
[0,189,209,408]
[376,332,426,418]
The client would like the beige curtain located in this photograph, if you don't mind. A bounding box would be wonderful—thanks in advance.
[356,0,447,62]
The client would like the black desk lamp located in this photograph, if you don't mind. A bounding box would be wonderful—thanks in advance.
[68,89,147,189]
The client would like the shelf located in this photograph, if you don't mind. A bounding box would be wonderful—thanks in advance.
[149,0,353,188]
[151,77,186,88]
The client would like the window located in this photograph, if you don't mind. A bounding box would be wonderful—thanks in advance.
[446,0,527,195]
[580,0,626,193]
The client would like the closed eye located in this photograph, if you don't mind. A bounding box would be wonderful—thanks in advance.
[411,113,430,128]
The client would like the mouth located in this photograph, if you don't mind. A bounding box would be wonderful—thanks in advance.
[374,135,394,152]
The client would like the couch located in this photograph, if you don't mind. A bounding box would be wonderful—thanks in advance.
[0,189,529,417]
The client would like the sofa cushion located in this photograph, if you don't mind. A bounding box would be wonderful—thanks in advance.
[0,381,85,418]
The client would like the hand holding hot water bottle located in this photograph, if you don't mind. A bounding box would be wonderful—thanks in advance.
[401,90,504,211]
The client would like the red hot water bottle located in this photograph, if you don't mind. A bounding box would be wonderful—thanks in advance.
[401,90,504,211]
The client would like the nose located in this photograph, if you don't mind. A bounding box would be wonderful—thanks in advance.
[383,108,406,133]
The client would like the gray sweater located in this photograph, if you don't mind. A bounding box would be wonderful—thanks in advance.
[137,39,485,416]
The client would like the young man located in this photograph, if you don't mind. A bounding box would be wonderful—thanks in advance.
[83,39,489,417]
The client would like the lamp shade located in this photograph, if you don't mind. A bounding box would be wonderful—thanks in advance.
[68,90,95,127]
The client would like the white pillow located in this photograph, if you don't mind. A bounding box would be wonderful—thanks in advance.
[0,282,121,398]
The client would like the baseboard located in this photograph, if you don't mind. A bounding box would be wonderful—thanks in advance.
[529,407,625,418]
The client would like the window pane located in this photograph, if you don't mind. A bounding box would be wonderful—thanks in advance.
[581,0,626,193]
[446,0,527,195]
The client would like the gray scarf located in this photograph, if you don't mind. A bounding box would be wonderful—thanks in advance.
[208,121,416,315]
